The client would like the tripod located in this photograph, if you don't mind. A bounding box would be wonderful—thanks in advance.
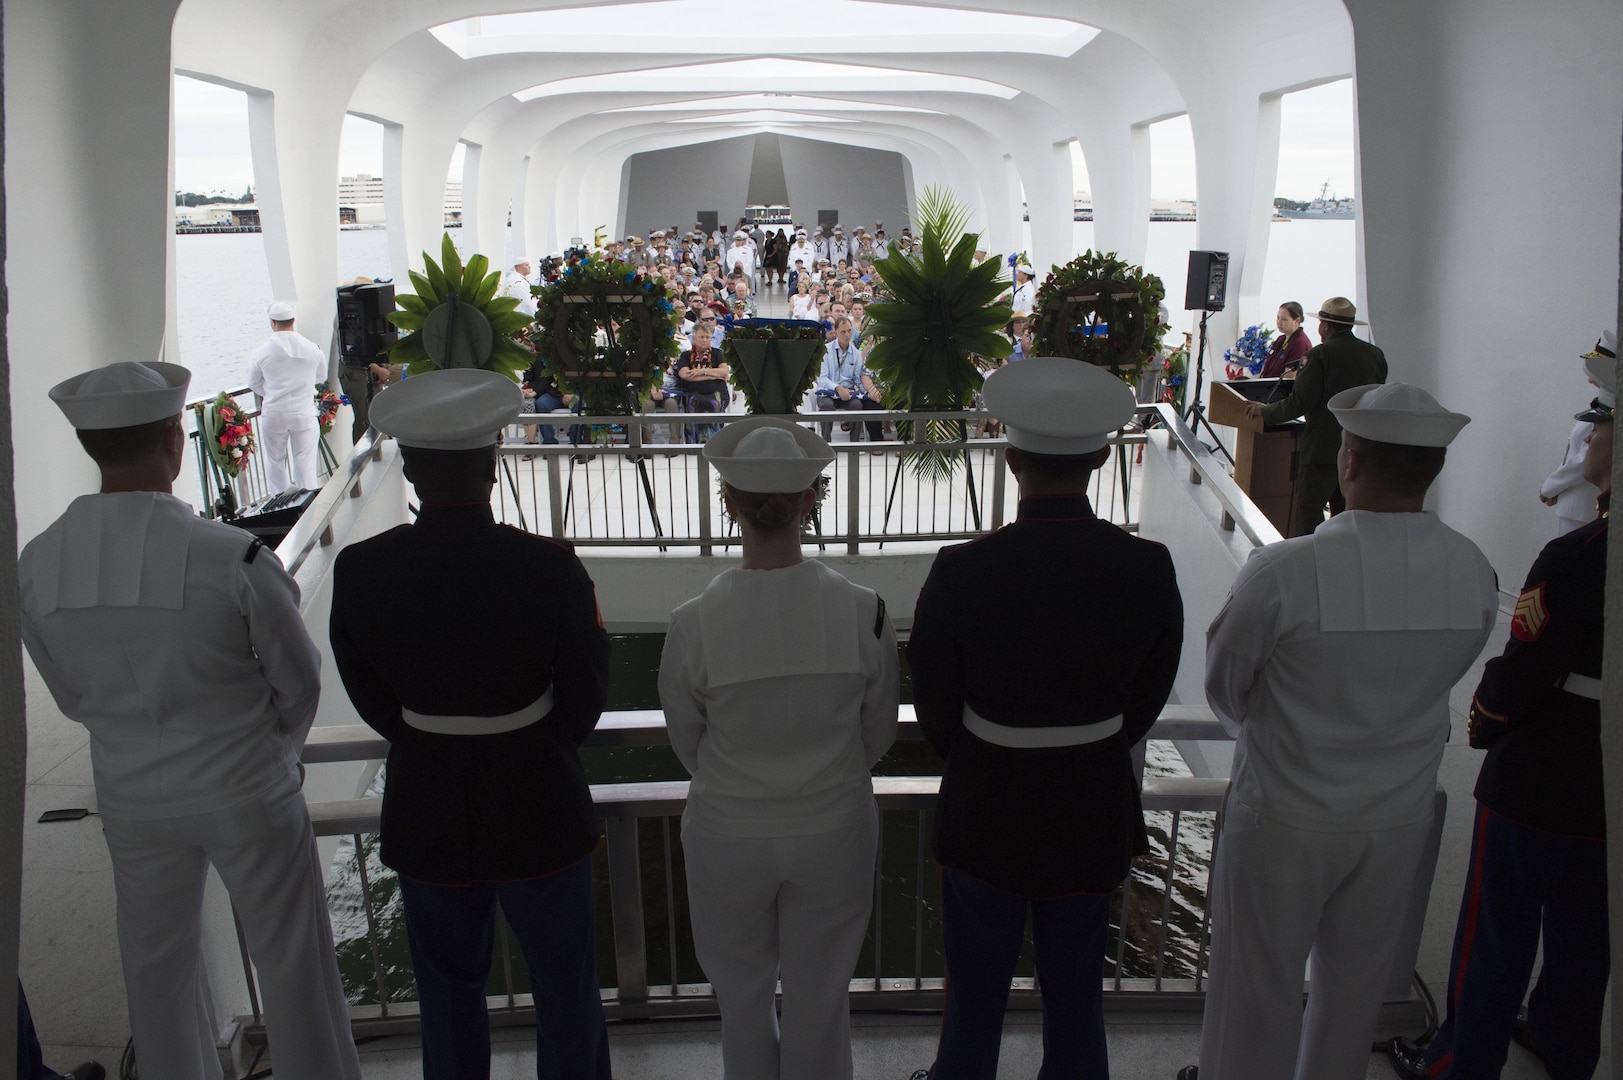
[1183,309,1236,468]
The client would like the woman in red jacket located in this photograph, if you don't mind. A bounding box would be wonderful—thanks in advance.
[1259,301,1312,378]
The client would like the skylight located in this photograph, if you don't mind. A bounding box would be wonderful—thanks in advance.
[605,95,944,116]
[668,111,858,125]
[432,2,1097,58]
[513,58,1019,102]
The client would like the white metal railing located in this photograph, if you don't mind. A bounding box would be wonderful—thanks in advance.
[185,386,340,519]
[241,707,1233,1042]
[488,408,1147,551]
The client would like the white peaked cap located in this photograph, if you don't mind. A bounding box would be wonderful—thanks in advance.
[983,357,1137,455]
[1579,351,1618,418]
[50,361,191,430]
[703,416,834,493]
[370,368,522,451]
[513,255,532,266]
[267,301,296,320]
[1328,382,1471,447]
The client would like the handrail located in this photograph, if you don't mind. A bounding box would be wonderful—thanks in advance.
[276,427,388,577]
[1148,402,1283,547]
[301,704,1231,764]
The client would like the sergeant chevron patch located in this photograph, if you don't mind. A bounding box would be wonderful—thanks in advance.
[1510,583,1548,642]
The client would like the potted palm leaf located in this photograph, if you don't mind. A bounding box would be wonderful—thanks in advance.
[864,186,1012,481]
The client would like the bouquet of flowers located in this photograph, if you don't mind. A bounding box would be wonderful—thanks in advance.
[1223,323,1275,379]
[314,381,347,435]
[207,391,255,478]
[1161,342,1190,412]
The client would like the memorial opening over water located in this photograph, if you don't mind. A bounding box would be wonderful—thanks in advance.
[4,1,1621,1079]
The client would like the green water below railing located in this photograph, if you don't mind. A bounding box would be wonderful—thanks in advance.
[325,634,1212,1007]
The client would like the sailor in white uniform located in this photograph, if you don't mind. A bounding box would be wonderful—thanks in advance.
[499,255,538,318]
[659,417,900,1080]
[1540,330,1614,535]
[245,300,326,492]
[1189,383,1500,1080]
[17,362,361,1080]
[1010,257,1038,316]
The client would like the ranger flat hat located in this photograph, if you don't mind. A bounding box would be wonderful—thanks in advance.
[370,368,522,451]
[1328,382,1470,446]
[50,361,191,430]
[983,357,1136,455]
[1576,349,1618,421]
[267,301,296,320]
[1316,296,1367,326]
[703,416,834,493]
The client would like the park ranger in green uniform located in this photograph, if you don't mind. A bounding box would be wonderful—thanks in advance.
[1244,296,1388,535]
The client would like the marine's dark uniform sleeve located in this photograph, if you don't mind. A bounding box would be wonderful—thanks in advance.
[907,550,965,761]
[1121,544,1183,745]
[329,545,405,743]
[1469,532,1597,747]
[1261,342,1326,426]
[551,548,611,745]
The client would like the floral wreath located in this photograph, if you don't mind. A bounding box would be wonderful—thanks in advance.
[314,381,347,435]
[720,319,828,414]
[206,391,255,478]
[1223,323,1276,379]
[1029,250,1167,379]
[533,253,683,415]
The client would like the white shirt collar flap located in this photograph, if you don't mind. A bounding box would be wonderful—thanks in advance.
[1314,511,1487,632]
[38,493,192,615]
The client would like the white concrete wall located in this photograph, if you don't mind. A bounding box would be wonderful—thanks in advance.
[778,136,910,238]
[1344,0,1623,584]
[620,137,755,241]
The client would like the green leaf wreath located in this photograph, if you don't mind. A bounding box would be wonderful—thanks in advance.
[721,319,827,414]
[532,253,682,415]
[1029,249,1167,379]
[864,186,1012,479]
[386,234,533,381]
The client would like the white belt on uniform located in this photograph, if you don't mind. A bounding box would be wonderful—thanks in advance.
[402,687,554,735]
[962,704,1124,748]
[1555,672,1603,700]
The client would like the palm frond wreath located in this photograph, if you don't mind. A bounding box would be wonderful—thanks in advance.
[864,186,1012,481]
[385,234,534,381]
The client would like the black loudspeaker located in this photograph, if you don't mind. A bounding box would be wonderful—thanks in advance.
[1184,250,1229,312]
[697,210,719,234]
[336,283,398,366]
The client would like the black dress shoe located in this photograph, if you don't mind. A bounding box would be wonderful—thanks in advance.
[62,1063,106,1080]
[1386,1036,1428,1079]
[1511,1008,1551,1069]
[1176,1067,1198,1080]
[907,1071,931,1080]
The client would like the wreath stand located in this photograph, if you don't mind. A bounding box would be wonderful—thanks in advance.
[550,286,666,550]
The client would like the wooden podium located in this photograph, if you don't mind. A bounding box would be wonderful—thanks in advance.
[1208,379,1303,537]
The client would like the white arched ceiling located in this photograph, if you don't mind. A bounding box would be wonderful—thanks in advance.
[167,0,1358,349]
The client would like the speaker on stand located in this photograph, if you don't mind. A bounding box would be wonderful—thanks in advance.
[1181,251,1236,466]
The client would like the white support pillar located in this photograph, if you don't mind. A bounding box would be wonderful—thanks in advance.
[5,0,183,541]
[507,155,531,258]
[1074,112,1151,265]
[460,140,482,258]
[379,119,408,284]
[246,89,296,303]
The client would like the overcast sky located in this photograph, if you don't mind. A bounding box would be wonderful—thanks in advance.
[173,75,1355,204]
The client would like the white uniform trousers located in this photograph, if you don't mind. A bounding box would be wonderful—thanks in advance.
[259,410,320,492]
[1198,800,1432,1080]
[100,769,361,1080]
[683,804,878,1080]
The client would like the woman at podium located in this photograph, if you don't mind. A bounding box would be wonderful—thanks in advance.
[1259,301,1312,378]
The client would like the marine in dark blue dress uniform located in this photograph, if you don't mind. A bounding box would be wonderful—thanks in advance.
[907,359,1184,1080]
[1393,343,1615,1080]
[329,369,612,1080]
